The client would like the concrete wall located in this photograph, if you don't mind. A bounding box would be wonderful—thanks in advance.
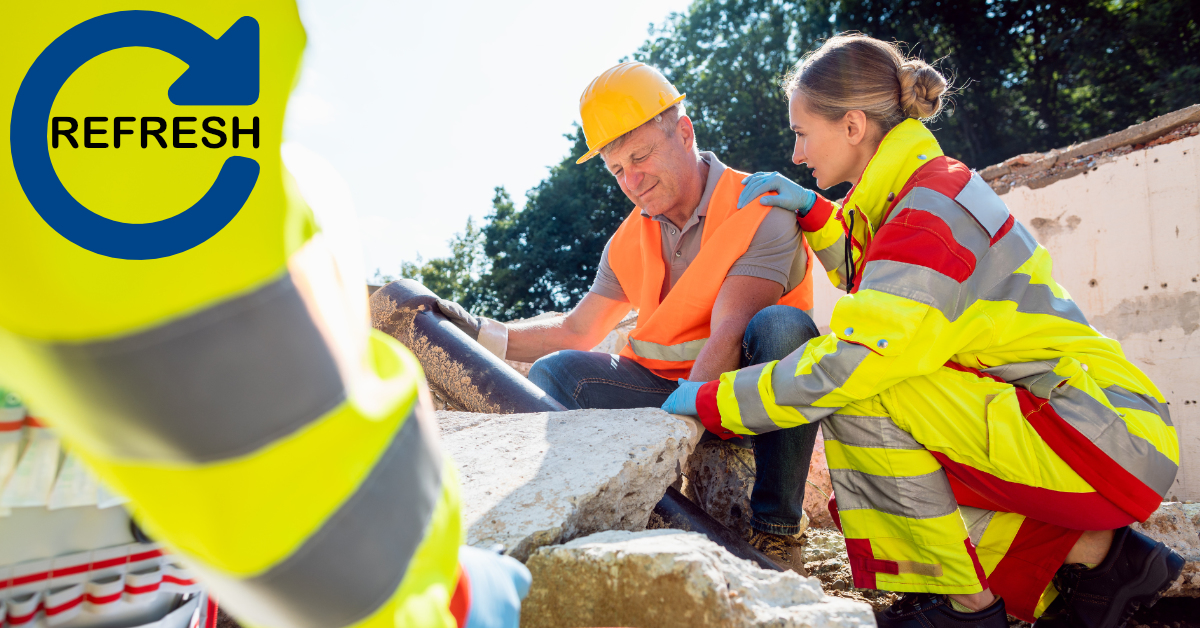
[808,134,1200,500]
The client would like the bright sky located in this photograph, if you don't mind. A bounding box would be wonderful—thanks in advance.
[286,0,693,278]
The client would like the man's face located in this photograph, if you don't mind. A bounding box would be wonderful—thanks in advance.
[601,115,696,216]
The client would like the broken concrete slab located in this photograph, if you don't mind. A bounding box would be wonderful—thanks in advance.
[1134,502,1200,597]
[520,529,876,628]
[438,408,703,561]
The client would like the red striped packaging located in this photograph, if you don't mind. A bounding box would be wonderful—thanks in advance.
[84,574,125,614]
[44,582,85,625]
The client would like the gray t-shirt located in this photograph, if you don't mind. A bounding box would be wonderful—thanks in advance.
[590,151,806,303]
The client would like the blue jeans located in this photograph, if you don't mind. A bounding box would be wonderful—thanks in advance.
[528,305,821,535]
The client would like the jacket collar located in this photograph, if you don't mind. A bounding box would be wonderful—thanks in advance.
[843,118,944,231]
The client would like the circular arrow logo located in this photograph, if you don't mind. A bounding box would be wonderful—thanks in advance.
[9,11,261,260]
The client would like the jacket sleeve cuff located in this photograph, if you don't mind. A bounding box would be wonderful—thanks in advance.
[697,381,741,440]
[798,195,836,232]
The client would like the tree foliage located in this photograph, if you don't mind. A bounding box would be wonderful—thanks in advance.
[386,0,1198,317]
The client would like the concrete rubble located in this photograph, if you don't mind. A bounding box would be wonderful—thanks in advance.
[520,529,876,628]
[438,407,701,561]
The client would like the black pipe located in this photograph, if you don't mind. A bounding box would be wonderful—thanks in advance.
[370,279,566,414]
[371,280,775,571]
[653,487,784,572]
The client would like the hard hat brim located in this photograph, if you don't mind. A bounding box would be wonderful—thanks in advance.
[575,93,687,165]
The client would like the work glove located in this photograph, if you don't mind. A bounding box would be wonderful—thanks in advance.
[459,545,532,628]
[435,299,509,360]
[737,172,817,217]
[661,379,704,416]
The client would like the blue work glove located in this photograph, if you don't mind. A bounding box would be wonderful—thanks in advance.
[661,379,704,416]
[459,545,532,628]
[737,171,817,216]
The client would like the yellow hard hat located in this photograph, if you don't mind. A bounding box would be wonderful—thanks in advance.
[576,61,686,164]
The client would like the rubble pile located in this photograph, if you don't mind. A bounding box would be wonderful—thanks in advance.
[520,530,875,628]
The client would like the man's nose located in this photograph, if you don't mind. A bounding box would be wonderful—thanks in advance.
[625,167,646,192]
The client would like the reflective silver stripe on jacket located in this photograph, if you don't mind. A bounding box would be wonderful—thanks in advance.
[954,172,1011,237]
[1049,385,1178,495]
[191,406,443,628]
[771,342,870,411]
[984,359,1177,495]
[959,506,997,546]
[1104,384,1173,427]
[42,273,344,463]
[732,362,776,433]
[822,414,923,450]
[628,336,707,363]
[812,233,849,289]
[830,467,958,520]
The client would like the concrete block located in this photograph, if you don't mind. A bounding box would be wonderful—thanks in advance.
[520,529,876,628]
[439,408,702,561]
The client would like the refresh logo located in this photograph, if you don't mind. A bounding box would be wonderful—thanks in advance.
[10,11,260,260]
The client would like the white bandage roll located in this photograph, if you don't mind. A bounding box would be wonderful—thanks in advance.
[476,318,509,361]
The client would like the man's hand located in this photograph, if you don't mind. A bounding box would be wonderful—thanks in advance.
[661,379,703,416]
[436,298,482,338]
[435,299,509,360]
[737,172,816,216]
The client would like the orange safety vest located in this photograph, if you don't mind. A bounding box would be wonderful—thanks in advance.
[608,167,815,380]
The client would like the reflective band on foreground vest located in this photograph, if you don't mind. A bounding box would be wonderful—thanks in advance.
[607,168,815,381]
[0,3,463,627]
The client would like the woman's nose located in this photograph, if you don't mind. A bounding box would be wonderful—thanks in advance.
[792,140,805,165]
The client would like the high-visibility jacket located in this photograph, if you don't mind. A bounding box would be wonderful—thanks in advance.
[608,167,815,380]
[1,3,464,627]
[695,119,1178,524]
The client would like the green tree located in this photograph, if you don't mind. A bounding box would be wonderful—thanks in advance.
[400,0,1198,317]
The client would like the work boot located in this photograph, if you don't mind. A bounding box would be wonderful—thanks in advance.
[1033,526,1184,628]
[747,529,807,575]
[875,593,1008,628]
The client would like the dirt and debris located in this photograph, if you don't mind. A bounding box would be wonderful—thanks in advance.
[802,528,900,612]
[981,104,1200,195]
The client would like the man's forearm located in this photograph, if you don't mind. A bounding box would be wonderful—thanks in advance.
[687,322,745,382]
[504,317,584,363]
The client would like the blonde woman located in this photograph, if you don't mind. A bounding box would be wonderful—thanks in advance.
[662,34,1182,628]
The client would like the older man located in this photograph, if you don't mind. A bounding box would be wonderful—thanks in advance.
[437,62,820,571]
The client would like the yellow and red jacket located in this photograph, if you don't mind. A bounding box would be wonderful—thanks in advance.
[609,167,815,380]
[1,3,468,627]
[696,119,1178,522]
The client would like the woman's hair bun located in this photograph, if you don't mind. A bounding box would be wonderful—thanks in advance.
[898,59,947,120]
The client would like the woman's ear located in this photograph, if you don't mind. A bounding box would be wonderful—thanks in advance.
[843,110,870,146]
